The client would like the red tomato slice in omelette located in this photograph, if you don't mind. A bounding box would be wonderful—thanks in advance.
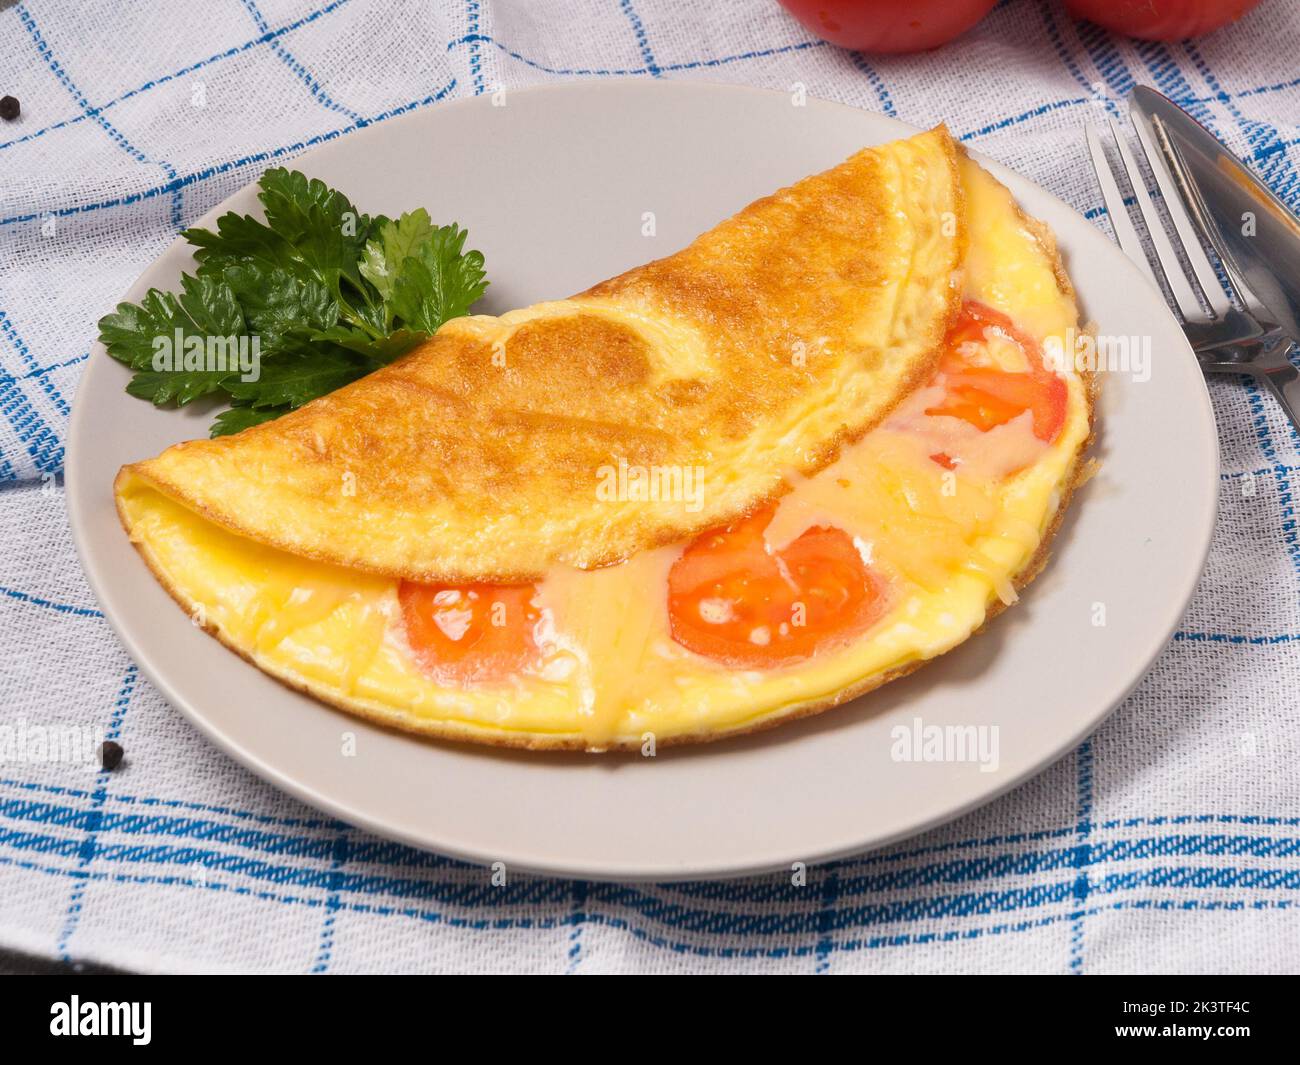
[926,301,1067,444]
[399,581,542,684]
[668,505,885,667]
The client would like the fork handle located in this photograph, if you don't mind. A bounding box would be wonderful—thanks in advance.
[1258,340,1300,437]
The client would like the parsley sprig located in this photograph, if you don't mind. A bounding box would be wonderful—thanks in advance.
[98,168,488,436]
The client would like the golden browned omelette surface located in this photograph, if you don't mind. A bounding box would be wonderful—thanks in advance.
[123,126,963,583]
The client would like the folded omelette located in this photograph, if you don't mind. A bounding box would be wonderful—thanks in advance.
[116,126,1095,751]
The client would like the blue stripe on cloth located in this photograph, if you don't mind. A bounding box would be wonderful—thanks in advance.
[439,28,1300,111]
[814,866,841,972]
[238,0,365,125]
[464,1,486,95]
[812,879,1081,931]
[1175,631,1299,645]
[6,779,1300,933]
[5,749,1300,964]
[13,821,1300,962]
[0,78,458,228]
[825,898,1300,956]
[1232,73,1300,102]
[848,51,897,118]
[619,0,662,77]
[6,778,1296,907]
[1272,462,1300,585]
[5,767,1300,888]
[55,665,137,960]
[1221,464,1300,479]
[1040,0,1115,114]
[567,879,588,973]
[20,837,1300,962]
[1135,41,1190,108]
[447,33,826,78]
[1137,41,1221,134]
[0,0,355,154]
[1255,134,1300,162]
[0,797,344,864]
[0,375,64,475]
[959,58,1300,146]
[0,777,1072,877]
[1240,376,1300,584]
[1102,813,1300,829]
[310,822,352,973]
[0,307,67,474]
[0,583,103,619]
[4,832,1298,960]
[1245,377,1277,460]
[1074,18,1136,101]
[1091,835,1300,864]
[1069,740,1094,972]
[17,4,185,230]
[671,827,1081,898]
[826,848,1080,896]
[959,97,1088,140]
[437,23,1294,119]
[0,352,88,385]
[0,311,71,417]
[0,776,336,831]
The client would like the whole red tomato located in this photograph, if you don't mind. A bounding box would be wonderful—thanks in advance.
[1065,0,1262,40]
[777,0,998,53]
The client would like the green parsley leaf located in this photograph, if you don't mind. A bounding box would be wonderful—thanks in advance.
[220,261,337,350]
[100,168,488,436]
[184,212,299,276]
[386,224,488,334]
[224,345,368,409]
[308,325,427,368]
[256,167,375,292]
[98,274,247,405]
[359,208,436,310]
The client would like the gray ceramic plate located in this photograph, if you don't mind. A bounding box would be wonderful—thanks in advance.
[66,81,1217,880]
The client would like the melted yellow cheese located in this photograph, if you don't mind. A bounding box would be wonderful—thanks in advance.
[116,156,1090,750]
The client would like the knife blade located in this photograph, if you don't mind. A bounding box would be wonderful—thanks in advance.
[1129,84,1300,342]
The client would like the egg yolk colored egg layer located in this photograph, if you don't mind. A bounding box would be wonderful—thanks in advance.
[116,158,1091,750]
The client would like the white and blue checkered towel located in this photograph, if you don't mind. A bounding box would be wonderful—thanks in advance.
[2,0,1299,974]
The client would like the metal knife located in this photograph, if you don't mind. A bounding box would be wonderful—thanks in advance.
[1130,84,1300,344]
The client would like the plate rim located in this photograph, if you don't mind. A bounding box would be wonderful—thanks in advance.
[65,79,1220,880]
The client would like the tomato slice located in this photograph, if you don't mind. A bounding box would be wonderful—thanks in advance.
[925,302,1067,444]
[667,506,884,667]
[398,581,541,684]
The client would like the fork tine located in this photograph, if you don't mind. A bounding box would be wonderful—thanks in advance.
[1106,116,1206,321]
[1127,111,1235,319]
[1085,122,1160,293]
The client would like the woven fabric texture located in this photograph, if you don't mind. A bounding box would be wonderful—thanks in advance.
[1,0,1298,973]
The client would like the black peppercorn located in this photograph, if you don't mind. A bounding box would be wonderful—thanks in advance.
[99,740,124,771]
[0,96,19,121]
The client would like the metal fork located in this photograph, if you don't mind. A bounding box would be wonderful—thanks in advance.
[1086,114,1300,431]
